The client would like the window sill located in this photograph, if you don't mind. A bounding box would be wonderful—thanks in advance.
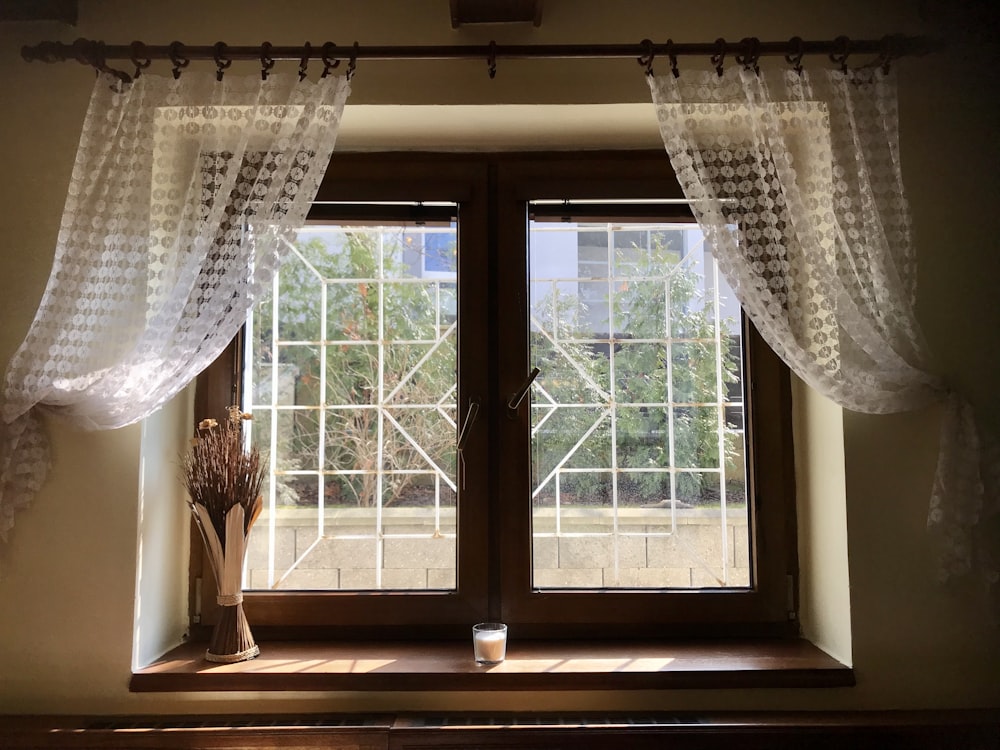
[130,638,853,692]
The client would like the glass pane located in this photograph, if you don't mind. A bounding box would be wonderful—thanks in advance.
[529,218,749,590]
[244,220,458,592]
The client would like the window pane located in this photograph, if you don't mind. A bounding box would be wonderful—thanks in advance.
[244,221,458,591]
[528,220,749,590]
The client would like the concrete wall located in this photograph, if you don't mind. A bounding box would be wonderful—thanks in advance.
[0,0,998,715]
[245,507,749,590]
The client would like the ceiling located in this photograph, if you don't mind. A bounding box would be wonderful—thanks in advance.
[0,0,77,24]
[0,0,545,28]
[336,104,661,152]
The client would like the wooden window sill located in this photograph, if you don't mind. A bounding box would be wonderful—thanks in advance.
[130,638,853,692]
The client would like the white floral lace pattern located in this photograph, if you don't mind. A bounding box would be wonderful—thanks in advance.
[648,66,996,596]
[0,71,350,540]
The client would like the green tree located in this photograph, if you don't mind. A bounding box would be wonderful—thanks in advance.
[252,229,457,508]
[530,228,741,507]
[255,223,738,511]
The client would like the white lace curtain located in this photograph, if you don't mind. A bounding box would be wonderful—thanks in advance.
[0,71,350,540]
[648,65,997,591]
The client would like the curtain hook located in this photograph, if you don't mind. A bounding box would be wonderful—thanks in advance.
[320,41,341,78]
[711,38,726,77]
[91,39,106,74]
[347,41,358,80]
[830,35,850,74]
[80,40,130,86]
[487,40,497,79]
[638,38,655,77]
[260,41,275,80]
[130,40,151,79]
[785,36,805,75]
[736,37,760,75]
[665,38,679,78]
[298,41,312,81]
[878,34,896,75]
[81,39,106,82]
[213,41,232,82]
[168,41,189,80]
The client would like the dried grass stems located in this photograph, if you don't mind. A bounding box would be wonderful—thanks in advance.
[181,405,265,545]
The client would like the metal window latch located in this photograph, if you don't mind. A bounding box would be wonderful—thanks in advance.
[506,367,540,419]
[457,398,481,491]
[457,397,481,451]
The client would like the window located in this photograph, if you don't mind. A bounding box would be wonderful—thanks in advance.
[244,215,460,592]
[194,153,796,640]
[525,212,747,591]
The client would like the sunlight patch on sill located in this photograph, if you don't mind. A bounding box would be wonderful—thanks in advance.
[130,638,852,692]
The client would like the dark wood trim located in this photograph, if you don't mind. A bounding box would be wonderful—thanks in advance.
[129,638,849,693]
[5,710,999,750]
[391,712,999,750]
[0,716,391,750]
[450,0,543,28]
[316,153,482,203]
[743,318,798,620]
[192,337,240,429]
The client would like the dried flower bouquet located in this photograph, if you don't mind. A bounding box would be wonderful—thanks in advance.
[181,406,265,663]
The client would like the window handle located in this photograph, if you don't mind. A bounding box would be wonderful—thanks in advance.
[457,397,481,451]
[506,367,540,418]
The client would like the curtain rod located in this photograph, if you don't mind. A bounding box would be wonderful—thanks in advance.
[22,36,936,83]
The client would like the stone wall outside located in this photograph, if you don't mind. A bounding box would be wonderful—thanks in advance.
[246,506,749,591]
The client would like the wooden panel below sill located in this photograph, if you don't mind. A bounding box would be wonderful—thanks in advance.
[130,638,852,692]
[3,711,999,750]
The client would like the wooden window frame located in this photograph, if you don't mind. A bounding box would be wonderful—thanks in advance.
[192,151,797,642]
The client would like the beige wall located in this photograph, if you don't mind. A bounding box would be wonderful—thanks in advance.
[1,0,998,715]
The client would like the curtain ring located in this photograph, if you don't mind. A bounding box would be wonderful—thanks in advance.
[130,40,151,79]
[711,38,726,77]
[320,41,341,78]
[260,41,275,80]
[665,38,679,78]
[298,41,312,81]
[213,41,232,82]
[638,38,655,77]
[785,36,805,75]
[736,37,760,74]
[71,37,92,67]
[347,41,359,80]
[168,41,189,80]
[487,40,497,79]
[830,35,850,73]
